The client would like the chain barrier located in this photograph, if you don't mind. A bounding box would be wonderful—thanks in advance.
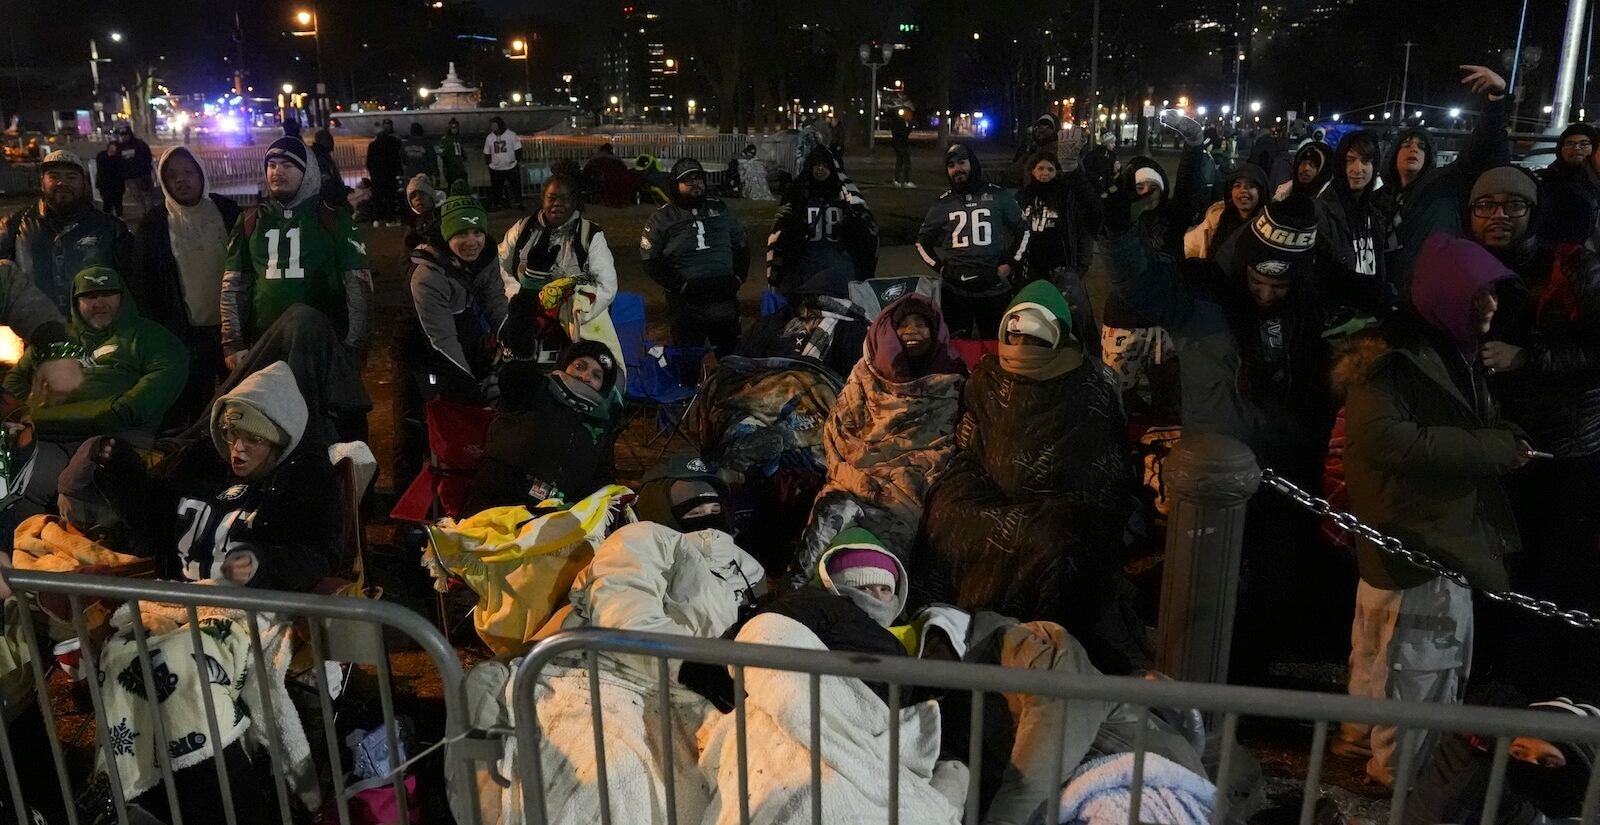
[1259,469,1600,631]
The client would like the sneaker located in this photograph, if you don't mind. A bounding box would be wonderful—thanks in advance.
[371,221,382,228]
[890,180,902,188]
[904,181,917,189]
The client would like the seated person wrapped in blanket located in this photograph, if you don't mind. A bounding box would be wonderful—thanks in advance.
[457,455,765,825]
[463,339,623,515]
[793,292,966,580]
[912,280,1148,673]
[910,606,1210,825]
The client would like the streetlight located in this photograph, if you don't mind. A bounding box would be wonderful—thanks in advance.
[512,92,523,103]
[858,41,894,152]
[291,7,325,125]
[1448,107,1461,118]
[110,31,123,43]
[1332,113,1341,121]
[508,36,531,105]
[282,82,295,95]
[1249,100,1261,113]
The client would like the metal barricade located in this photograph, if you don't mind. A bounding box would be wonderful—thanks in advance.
[509,627,1600,825]
[0,569,486,825]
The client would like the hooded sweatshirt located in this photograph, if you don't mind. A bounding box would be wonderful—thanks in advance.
[915,143,1030,297]
[766,145,879,295]
[220,139,373,353]
[1316,132,1386,283]
[1183,162,1269,260]
[405,240,508,389]
[4,266,187,442]
[634,454,732,534]
[813,527,909,628]
[166,360,343,591]
[1273,141,1334,202]
[138,147,239,330]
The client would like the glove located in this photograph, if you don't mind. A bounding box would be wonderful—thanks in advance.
[1159,108,1205,147]
[1101,177,1140,236]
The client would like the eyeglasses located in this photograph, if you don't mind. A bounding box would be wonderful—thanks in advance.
[221,428,270,449]
[1562,139,1593,150]
[1470,199,1532,219]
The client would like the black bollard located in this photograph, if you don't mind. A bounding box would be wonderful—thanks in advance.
[1155,434,1260,684]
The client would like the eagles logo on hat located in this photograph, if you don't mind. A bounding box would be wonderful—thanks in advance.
[1238,193,1319,280]
[1254,260,1292,278]
[686,458,709,473]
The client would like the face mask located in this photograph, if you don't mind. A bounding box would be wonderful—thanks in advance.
[671,493,730,534]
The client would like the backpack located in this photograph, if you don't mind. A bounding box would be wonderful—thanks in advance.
[506,215,598,282]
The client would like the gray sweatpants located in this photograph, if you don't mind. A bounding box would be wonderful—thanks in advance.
[1339,576,1474,786]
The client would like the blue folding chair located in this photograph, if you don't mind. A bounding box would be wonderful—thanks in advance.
[611,292,704,462]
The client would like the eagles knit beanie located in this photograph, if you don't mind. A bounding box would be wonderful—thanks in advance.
[263,136,308,173]
[439,179,488,240]
[1239,192,1319,279]
[220,400,290,449]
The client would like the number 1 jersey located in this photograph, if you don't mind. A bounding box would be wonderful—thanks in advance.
[224,202,369,342]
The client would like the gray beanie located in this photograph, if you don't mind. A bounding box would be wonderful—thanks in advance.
[1470,165,1539,206]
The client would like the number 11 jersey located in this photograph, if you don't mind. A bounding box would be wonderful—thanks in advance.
[224,201,370,343]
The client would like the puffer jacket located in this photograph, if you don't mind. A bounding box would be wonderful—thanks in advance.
[0,201,137,315]
[1490,243,1600,458]
[543,521,765,686]
[1335,319,1522,590]
[795,294,966,572]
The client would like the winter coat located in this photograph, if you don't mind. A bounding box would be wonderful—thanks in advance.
[1382,96,1511,288]
[1082,145,1117,195]
[640,195,749,318]
[439,133,469,182]
[698,612,964,825]
[135,149,242,335]
[912,326,1138,667]
[0,200,137,315]
[1103,227,1335,473]
[1183,163,1268,260]
[463,373,621,515]
[1489,243,1600,459]
[404,243,508,393]
[797,294,965,570]
[0,259,69,353]
[1537,161,1600,248]
[1101,155,1190,330]
[1271,142,1334,203]
[112,136,154,186]
[5,268,187,441]
[401,134,438,180]
[1335,319,1522,590]
[161,361,344,591]
[365,132,405,182]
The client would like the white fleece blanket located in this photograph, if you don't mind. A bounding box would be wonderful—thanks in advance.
[495,665,715,825]
[98,599,318,810]
[697,613,964,825]
[1054,752,1215,825]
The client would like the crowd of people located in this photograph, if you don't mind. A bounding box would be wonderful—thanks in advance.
[0,55,1596,824]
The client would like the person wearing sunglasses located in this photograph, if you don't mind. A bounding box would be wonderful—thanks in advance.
[1471,162,1600,700]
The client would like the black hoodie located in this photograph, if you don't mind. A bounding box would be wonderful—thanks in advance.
[1316,131,1386,285]
[1017,154,1103,279]
[766,146,878,295]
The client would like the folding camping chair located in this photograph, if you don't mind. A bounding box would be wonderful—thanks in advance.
[388,398,496,636]
[610,291,707,466]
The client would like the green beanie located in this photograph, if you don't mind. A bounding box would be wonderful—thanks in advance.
[439,179,488,241]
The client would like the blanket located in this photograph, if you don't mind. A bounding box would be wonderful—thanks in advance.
[697,612,965,825]
[426,485,635,655]
[797,344,963,570]
[97,599,318,810]
[494,665,715,825]
[1050,753,1214,825]
[11,514,143,572]
[688,356,842,479]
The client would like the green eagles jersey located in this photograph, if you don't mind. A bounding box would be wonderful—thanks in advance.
[224,202,369,341]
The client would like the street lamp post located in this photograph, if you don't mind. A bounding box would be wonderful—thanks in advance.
[510,38,531,106]
[858,42,894,154]
[292,8,325,125]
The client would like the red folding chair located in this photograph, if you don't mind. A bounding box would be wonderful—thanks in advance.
[950,339,1000,372]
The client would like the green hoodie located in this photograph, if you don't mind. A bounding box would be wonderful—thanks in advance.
[5,266,188,439]
[1002,279,1073,341]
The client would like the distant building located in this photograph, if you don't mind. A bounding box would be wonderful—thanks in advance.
[603,5,669,120]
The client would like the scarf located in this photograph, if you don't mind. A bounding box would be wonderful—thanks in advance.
[165,190,228,327]
[998,340,1083,381]
[547,372,611,439]
[784,295,856,361]
[520,212,587,287]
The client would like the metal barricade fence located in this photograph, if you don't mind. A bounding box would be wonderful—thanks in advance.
[511,627,1600,825]
[518,134,751,167]
[0,568,486,825]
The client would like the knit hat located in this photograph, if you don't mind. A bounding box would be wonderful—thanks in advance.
[912,606,972,660]
[439,179,488,240]
[40,150,86,175]
[1034,113,1058,131]
[1471,164,1540,206]
[1237,192,1319,279]
[1001,280,1072,346]
[1134,166,1165,191]
[1559,123,1599,146]
[826,547,899,591]
[405,173,439,211]
[1525,697,1600,775]
[556,339,619,394]
[1101,131,1117,145]
[219,399,290,449]
[671,157,706,181]
[263,136,309,174]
